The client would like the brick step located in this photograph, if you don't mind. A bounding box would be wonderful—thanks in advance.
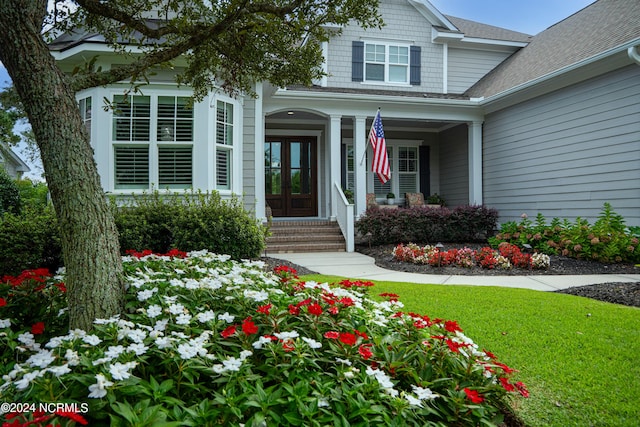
[266,242,346,254]
[265,220,346,253]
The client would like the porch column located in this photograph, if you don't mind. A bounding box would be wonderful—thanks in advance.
[253,82,266,220]
[354,115,367,217]
[468,120,483,205]
[329,115,342,220]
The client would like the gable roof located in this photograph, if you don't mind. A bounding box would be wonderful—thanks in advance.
[467,0,640,99]
[0,142,30,173]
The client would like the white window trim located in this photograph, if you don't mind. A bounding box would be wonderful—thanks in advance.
[363,40,412,86]
[108,89,195,194]
[366,140,422,199]
[209,93,242,194]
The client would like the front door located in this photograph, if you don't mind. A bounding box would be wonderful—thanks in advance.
[265,137,317,217]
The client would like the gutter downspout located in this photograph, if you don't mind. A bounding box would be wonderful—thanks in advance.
[628,45,640,65]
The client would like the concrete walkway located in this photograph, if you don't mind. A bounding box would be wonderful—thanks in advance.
[270,251,640,292]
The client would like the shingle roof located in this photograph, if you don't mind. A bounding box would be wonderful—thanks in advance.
[466,0,640,98]
[444,15,532,43]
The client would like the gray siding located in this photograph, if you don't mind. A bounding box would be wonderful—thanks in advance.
[447,48,511,94]
[242,97,257,212]
[439,124,469,206]
[483,65,640,227]
[326,0,443,93]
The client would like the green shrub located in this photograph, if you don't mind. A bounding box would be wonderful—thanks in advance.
[0,168,20,214]
[356,205,498,245]
[490,203,640,263]
[15,178,49,209]
[112,190,267,259]
[0,206,62,275]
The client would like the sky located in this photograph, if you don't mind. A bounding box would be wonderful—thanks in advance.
[0,0,596,177]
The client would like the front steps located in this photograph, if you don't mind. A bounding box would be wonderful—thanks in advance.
[265,219,346,253]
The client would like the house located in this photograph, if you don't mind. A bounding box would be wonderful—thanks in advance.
[49,0,640,251]
[0,142,30,179]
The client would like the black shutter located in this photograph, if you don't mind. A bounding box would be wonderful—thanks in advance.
[419,145,430,195]
[410,46,421,85]
[352,41,364,82]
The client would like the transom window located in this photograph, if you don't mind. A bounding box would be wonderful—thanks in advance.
[365,43,409,84]
[112,94,193,190]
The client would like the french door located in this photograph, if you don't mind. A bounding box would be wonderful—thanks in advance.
[265,137,317,217]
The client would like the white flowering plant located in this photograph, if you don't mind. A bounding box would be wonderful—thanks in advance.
[1,250,528,426]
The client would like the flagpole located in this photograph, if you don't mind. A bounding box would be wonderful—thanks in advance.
[360,108,380,165]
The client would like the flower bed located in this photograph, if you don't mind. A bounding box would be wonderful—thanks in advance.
[393,242,550,270]
[1,251,527,426]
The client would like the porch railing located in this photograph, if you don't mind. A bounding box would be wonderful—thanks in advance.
[334,182,355,252]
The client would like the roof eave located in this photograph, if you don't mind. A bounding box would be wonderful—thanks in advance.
[480,38,640,111]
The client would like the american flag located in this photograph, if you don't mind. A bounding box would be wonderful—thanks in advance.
[369,110,390,184]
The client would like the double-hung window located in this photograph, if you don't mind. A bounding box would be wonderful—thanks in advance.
[365,43,409,83]
[214,100,234,190]
[112,94,193,190]
[352,41,420,86]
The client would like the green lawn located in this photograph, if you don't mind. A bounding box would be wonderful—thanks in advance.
[303,274,640,427]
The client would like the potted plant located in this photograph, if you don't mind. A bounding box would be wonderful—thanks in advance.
[427,193,445,207]
[386,192,395,205]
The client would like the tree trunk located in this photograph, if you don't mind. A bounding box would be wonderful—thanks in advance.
[0,1,125,330]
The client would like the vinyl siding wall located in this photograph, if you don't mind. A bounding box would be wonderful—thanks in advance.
[242,97,257,211]
[447,48,512,94]
[483,65,640,227]
[438,124,469,206]
[326,0,443,93]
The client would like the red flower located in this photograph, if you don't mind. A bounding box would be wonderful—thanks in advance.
[328,306,339,315]
[463,388,484,404]
[483,349,497,359]
[307,303,323,316]
[220,325,237,338]
[499,377,515,392]
[338,297,354,307]
[339,332,357,346]
[378,292,399,302]
[282,340,295,352]
[55,411,88,425]
[444,320,462,333]
[324,331,339,339]
[354,330,368,340]
[0,297,6,307]
[31,322,45,335]
[242,317,258,335]
[54,282,67,292]
[358,344,373,360]
[515,381,530,398]
[256,303,272,315]
[288,304,300,316]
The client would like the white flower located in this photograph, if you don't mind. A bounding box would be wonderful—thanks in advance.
[197,310,216,323]
[26,350,55,369]
[0,318,12,328]
[88,373,114,398]
[243,289,269,302]
[252,335,274,349]
[109,361,137,381]
[317,398,330,408]
[137,287,157,301]
[175,313,192,325]
[47,364,71,377]
[65,349,80,366]
[239,350,253,360]
[15,371,40,390]
[105,345,125,359]
[177,343,199,360]
[128,343,149,356]
[274,331,299,340]
[126,329,147,343]
[82,334,102,346]
[154,318,169,331]
[412,385,438,400]
[155,337,173,349]
[335,358,352,366]
[218,312,235,323]
[302,337,322,349]
[17,332,36,347]
[168,303,185,315]
[146,304,163,318]
[405,394,423,407]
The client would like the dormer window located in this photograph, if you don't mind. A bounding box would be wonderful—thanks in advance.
[365,43,409,83]
[352,41,421,86]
